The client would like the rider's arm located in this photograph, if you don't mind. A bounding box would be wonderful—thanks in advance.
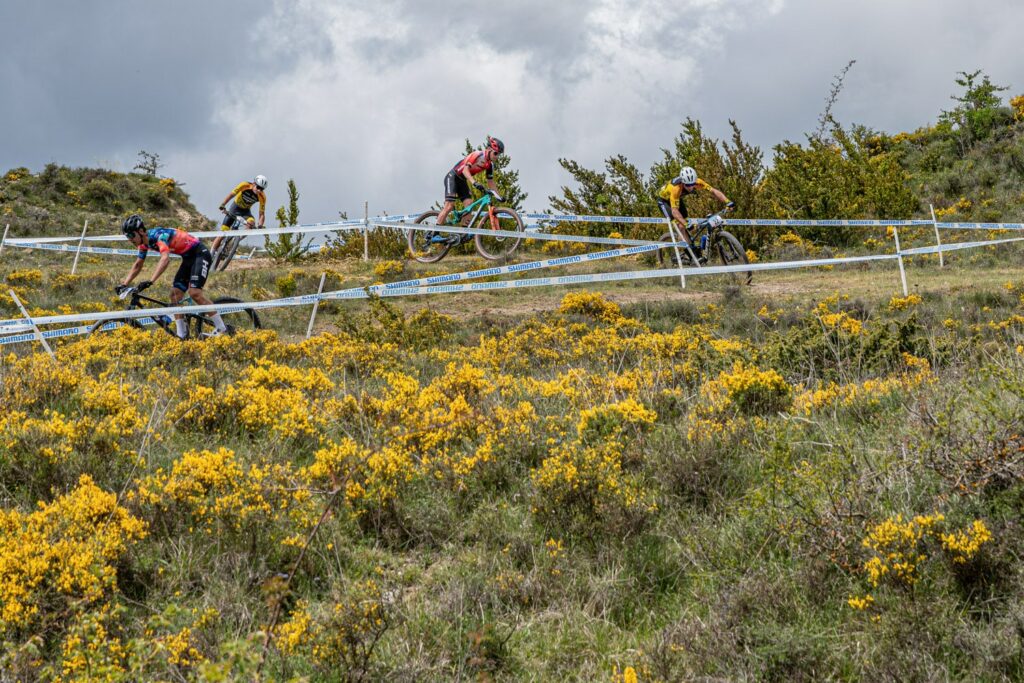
[121,258,145,286]
[708,186,731,205]
[218,191,234,210]
[487,178,498,193]
[148,250,172,283]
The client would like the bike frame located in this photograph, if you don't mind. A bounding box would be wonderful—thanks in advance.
[123,290,213,329]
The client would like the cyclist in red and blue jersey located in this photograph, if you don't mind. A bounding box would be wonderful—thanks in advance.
[436,136,505,227]
[116,214,230,339]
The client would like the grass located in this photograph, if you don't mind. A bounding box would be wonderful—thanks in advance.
[3,236,1024,681]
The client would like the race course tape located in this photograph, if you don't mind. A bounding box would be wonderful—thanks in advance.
[372,219,662,247]
[5,234,1024,346]
[523,213,936,228]
[6,214,423,245]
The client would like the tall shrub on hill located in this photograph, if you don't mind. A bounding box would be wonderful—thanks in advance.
[761,123,918,244]
[549,118,770,245]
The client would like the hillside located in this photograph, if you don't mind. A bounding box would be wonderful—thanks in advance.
[0,163,213,238]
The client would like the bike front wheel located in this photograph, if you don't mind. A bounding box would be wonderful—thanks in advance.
[193,297,262,338]
[715,231,752,285]
[214,235,243,272]
[87,317,144,336]
[474,207,523,261]
[407,211,452,263]
[656,232,699,268]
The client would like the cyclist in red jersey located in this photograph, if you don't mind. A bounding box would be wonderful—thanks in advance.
[116,214,231,339]
[436,136,505,227]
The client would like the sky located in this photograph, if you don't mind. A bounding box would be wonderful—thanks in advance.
[1,0,1021,224]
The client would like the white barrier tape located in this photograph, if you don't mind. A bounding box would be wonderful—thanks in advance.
[376,243,663,290]
[4,240,259,261]
[5,233,1023,345]
[7,241,181,258]
[5,214,422,245]
[372,219,662,247]
[0,252,897,331]
[935,222,1024,231]
[0,318,164,345]
[0,242,664,333]
[901,235,1024,255]
[524,213,934,228]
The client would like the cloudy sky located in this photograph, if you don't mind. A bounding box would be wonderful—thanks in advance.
[1,0,1021,223]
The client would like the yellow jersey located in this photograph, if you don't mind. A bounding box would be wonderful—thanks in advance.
[658,177,710,204]
[230,182,267,212]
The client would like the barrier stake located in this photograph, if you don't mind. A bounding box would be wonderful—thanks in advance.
[664,219,687,290]
[363,201,369,261]
[70,220,89,275]
[8,289,55,358]
[305,272,327,339]
[0,224,9,257]
[892,227,909,296]
[929,204,944,268]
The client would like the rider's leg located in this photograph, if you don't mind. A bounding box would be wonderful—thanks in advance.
[188,248,225,331]
[188,288,227,332]
[169,285,189,338]
[437,200,456,227]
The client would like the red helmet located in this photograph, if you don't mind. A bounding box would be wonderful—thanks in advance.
[487,136,505,154]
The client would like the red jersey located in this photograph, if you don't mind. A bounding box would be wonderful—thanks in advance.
[451,150,494,179]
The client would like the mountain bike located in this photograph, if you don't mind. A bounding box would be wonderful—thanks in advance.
[407,190,523,263]
[211,214,253,272]
[657,207,752,285]
[88,284,261,338]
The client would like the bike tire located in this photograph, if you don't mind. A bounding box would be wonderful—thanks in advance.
[192,297,262,338]
[87,317,145,336]
[407,211,452,263]
[715,231,752,285]
[217,236,243,272]
[656,232,698,268]
[474,207,523,261]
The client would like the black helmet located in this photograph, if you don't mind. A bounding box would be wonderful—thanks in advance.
[487,136,505,154]
[122,214,145,235]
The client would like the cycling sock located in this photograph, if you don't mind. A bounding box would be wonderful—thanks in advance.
[211,312,228,332]
[175,319,188,339]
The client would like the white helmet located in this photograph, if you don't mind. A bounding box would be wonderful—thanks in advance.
[675,166,698,185]
[253,175,268,190]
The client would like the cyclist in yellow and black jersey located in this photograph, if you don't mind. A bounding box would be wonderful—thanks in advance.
[213,175,267,253]
[656,166,732,255]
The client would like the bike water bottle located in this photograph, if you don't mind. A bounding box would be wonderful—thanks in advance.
[699,235,708,251]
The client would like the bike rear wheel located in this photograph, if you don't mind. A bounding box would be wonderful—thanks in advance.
[192,297,262,338]
[407,211,452,263]
[715,231,752,285]
[474,207,523,261]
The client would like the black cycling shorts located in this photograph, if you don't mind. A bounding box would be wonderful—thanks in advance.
[221,200,254,227]
[657,198,688,221]
[172,244,212,292]
[444,171,471,203]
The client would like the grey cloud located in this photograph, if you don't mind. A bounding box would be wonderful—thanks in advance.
[0,1,278,171]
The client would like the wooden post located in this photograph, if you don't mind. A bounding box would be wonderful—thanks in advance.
[71,220,89,275]
[929,204,944,268]
[892,226,909,297]
[0,224,9,257]
[305,272,327,339]
[9,289,55,358]
[363,201,369,261]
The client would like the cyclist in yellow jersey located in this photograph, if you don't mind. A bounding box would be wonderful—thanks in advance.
[656,166,733,256]
[212,175,267,253]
